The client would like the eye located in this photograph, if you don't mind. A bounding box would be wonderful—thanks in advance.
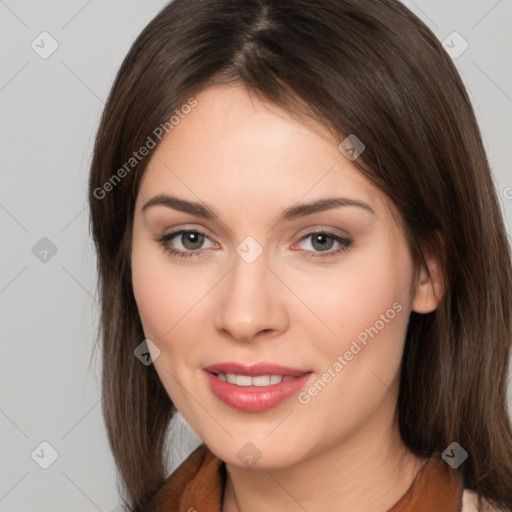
[156,230,218,258]
[293,231,352,259]
[156,229,352,260]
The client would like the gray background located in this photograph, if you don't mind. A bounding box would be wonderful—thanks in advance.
[1,0,511,510]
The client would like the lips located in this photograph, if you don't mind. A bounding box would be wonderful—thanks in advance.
[203,361,314,412]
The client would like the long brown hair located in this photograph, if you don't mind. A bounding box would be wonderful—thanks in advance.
[88,0,512,510]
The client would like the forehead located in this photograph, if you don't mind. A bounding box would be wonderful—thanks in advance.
[136,84,391,223]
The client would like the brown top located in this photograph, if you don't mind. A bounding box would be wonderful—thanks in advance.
[145,443,464,512]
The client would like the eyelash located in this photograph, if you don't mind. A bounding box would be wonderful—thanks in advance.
[156,229,352,260]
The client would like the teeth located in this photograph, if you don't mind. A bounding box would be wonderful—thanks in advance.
[216,373,297,386]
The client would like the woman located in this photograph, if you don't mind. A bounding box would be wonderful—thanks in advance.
[88,0,512,511]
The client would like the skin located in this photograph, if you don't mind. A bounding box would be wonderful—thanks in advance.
[131,84,443,512]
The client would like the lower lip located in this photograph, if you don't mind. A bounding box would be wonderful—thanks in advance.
[204,371,314,412]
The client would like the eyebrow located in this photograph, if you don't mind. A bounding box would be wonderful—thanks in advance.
[141,193,375,222]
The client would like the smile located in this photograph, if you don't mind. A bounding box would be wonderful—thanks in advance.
[203,362,314,412]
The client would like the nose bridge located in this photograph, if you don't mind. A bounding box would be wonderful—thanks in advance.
[214,238,286,341]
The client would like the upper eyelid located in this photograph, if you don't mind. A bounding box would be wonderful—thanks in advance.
[161,221,351,237]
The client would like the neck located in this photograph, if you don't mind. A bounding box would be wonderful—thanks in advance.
[222,405,426,512]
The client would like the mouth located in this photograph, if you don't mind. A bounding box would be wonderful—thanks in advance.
[203,362,314,412]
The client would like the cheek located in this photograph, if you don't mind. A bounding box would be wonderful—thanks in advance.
[131,235,182,343]
[293,241,412,349]
[131,237,214,359]
[290,263,412,444]
[293,234,414,399]
[131,248,168,339]
[334,266,410,353]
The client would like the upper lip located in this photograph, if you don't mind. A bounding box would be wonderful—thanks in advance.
[203,362,312,377]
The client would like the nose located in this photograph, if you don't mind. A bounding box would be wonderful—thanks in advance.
[213,246,289,343]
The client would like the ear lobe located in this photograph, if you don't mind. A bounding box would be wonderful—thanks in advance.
[411,248,444,314]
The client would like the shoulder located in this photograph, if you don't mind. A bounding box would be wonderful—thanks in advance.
[461,489,508,512]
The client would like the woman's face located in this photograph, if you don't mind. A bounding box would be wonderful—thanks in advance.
[131,84,426,468]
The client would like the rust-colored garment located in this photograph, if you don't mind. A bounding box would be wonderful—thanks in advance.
[145,443,464,512]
